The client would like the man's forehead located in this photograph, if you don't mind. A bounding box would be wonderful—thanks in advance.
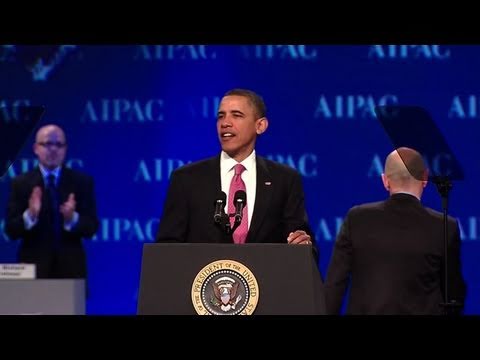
[38,127,65,139]
[219,96,252,110]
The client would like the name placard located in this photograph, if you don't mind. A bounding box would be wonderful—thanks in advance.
[0,264,36,279]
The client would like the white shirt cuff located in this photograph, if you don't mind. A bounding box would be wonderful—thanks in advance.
[64,211,79,231]
[23,209,38,230]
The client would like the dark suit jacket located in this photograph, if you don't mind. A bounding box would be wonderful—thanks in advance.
[5,166,99,278]
[325,193,466,315]
[156,155,316,256]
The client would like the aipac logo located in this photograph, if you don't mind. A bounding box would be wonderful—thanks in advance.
[191,260,259,315]
[13,45,78,81]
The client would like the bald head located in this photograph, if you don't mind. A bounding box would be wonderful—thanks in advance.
[33,124,67,170]
[35,124,66,143]
[382,147,428,197]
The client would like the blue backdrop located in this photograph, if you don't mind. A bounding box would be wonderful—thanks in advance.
[1,45,478,314]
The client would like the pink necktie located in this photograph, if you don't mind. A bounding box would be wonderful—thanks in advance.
[229,164,248,244]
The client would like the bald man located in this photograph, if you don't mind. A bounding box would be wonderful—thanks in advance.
[325,147,466,315]
[5,124,99,279]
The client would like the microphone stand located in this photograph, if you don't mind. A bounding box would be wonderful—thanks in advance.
[214,193,245,242]
[216,213,242,242]
[228,213,242,235]
[433,176,463,315]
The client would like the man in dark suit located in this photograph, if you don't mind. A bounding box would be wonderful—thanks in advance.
[5,124,99,279]
[156,88,315,255]
[325,147,466,315]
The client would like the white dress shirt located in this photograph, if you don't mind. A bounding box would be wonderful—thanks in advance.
[220,150,257,227]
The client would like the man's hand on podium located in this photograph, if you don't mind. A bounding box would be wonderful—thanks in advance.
[287,230,312,245]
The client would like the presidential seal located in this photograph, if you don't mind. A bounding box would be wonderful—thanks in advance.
[191,260,259,315]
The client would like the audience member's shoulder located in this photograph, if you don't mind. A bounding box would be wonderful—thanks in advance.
[11,168,37,183]
[349,200,386,215]
[65,167,94,182]
[424,206,459,224]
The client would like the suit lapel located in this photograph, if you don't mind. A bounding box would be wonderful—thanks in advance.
[31,168,44,188]
[246,156,272,243]
[207,155,222,202]
[206,156,224,240]
[57,166,71,204]
[29,168,46,208]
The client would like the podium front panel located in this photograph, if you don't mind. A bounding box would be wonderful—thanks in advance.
[137,243,325,315]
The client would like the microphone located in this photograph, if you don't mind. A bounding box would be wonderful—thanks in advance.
[233,190,247,223]
[213,191,227,224]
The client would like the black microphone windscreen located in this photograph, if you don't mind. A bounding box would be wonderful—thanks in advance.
[215,191,227,204]
[234,190,247,204]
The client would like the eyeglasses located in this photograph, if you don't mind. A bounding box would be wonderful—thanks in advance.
[37,141,67,149]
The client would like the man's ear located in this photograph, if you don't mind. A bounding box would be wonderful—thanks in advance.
[33,143,39,157]
[256,117,268,135]
[381,173,390,191]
